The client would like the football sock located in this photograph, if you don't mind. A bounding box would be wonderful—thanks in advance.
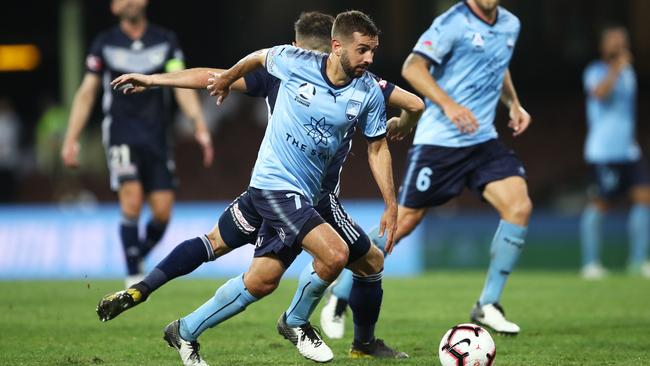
[580,205,603,267]
[367,226,388,255]
[331,269,353,302]
[349,271,383,344]
[139,236,215,296]
[140,219,168,258]
[179,274,257,341]
[284,261,330,327]
[629,204,650,266]
[120,215,142,275]
[479,220,527,306]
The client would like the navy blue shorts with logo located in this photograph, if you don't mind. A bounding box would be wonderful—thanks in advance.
[398,139,526,208]
[106,144,176,193]
[217,190,263,249]
[588,158,650,200]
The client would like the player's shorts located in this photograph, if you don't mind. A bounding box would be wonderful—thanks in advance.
[106,144,176,193]
[398,139,526,208]
[588,158,650,199]
[250,187,325,268]
[315,192,371,264]
[218,190,263,249]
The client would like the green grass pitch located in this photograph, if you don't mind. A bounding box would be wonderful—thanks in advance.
[1,272,649,365]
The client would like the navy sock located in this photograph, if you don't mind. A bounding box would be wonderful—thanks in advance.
[349,272,383,344]
[140,236,215,294]
[141,219,168,258]
[120,216,142,275]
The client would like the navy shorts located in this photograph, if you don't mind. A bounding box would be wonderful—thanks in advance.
[250,188,325,268]
[217,190,263,249]
[588,158,650,199]
[398,139,526,208]
[315,192,371,264]
[106,144,176,193]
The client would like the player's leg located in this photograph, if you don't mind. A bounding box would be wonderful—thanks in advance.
[628,184,650,276]
[166,254,285,366]
[473,175,532,334]
[117,180,145,287]
[580,198,609,279]
[139,189,174,258]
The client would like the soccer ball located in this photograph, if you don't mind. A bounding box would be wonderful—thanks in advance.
[438,323,496,366]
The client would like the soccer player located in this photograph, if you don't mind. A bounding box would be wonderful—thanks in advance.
[322,0,532,336]
[580,25,650,279]
[61,0,213,287]
[107,11,408,365]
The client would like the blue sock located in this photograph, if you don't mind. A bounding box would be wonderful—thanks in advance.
[141,219,168,258]
[367,226,388,254]
[580,205,603,267]
[332,269,354,301]
[120,215,142,275]
[629,204,650,266]
[179,274,257,341]
[478,220,527,306]
[285,261,331,327]
[349,272,383,344]
[141,236,215,294]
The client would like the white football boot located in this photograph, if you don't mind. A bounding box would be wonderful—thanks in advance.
[581,263,608,280]
[277,313,333,363]
[163,320,209,366]
[320,294,345,339]
[470,302,520,335]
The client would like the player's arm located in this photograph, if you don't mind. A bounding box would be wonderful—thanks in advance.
[111,68,248,94]
[385,85,425,141]
[207,49,268,105]
[401,53,477,134]
[172,88,214,167]
[61,73,101,168]
[591,51,631,99]
[500,69,531,137]
[367,137,398,253]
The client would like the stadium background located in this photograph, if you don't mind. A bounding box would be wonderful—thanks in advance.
[1,0,650,278]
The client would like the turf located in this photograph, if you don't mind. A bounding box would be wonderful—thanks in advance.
[1,272,649,365]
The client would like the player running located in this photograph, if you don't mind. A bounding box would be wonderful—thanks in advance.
[322,0,532,337]
[61,0,213,288]
[580,25,650,279]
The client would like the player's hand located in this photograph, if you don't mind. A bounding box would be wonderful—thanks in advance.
[442,100,478,134]
[207,71,232,106]
[379,203,398,254]
[613,50,633,72]
[110,73,152,94]
[194,128,214,167]
[61,140,80,168]
[508,103,531,137]
[386,116,414,141]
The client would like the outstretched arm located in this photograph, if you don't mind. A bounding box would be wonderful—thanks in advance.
[402,53,477,134]
[500,69,531,137]
[111,68,248,94]
[385,85,425,141]
[367,137,398,253]
[207,49,268,105]
[61,73,101,168]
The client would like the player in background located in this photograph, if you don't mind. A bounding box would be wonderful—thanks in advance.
[61,0,213,288]
[322,0,532,337]
[105,11,410,364]
[580,25,650,279]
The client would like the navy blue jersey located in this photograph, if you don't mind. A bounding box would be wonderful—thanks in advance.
[86,24,186,156]
[244,67,395,197]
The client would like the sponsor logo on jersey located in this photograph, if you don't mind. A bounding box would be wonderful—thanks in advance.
[295,82,316,107]
[86,55,103,72]
[302,116,333,146]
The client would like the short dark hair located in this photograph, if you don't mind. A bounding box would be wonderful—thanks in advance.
[294,11,334,52]
[332,10,380,41]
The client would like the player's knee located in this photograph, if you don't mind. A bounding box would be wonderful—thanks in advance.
[244,275,279,298]
[507,196,533,225]
[329,245,349,272]
[205,227,230,256]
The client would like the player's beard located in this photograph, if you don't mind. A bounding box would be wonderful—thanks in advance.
[340,49,368,79]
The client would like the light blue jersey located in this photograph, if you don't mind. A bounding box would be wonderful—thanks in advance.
[411,2,520,147]
[250,45,387,204]
[584,61,639,163]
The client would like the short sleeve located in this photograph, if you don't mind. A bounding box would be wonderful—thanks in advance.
[412,18,460,65]
[85,35,105,74]
[265,45,308,82]
[583,64,601,95]
[359,86,387,141]
[164,31,186,72]
[368,72,395,102]
[244,68,275,97]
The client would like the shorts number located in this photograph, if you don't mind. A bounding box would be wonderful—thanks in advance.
[286,193,302,210]
[109,145,131,169]
[416,167,433,192]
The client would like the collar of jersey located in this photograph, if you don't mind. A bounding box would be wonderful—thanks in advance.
[463,1,499,27]
[320,54,354,90]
